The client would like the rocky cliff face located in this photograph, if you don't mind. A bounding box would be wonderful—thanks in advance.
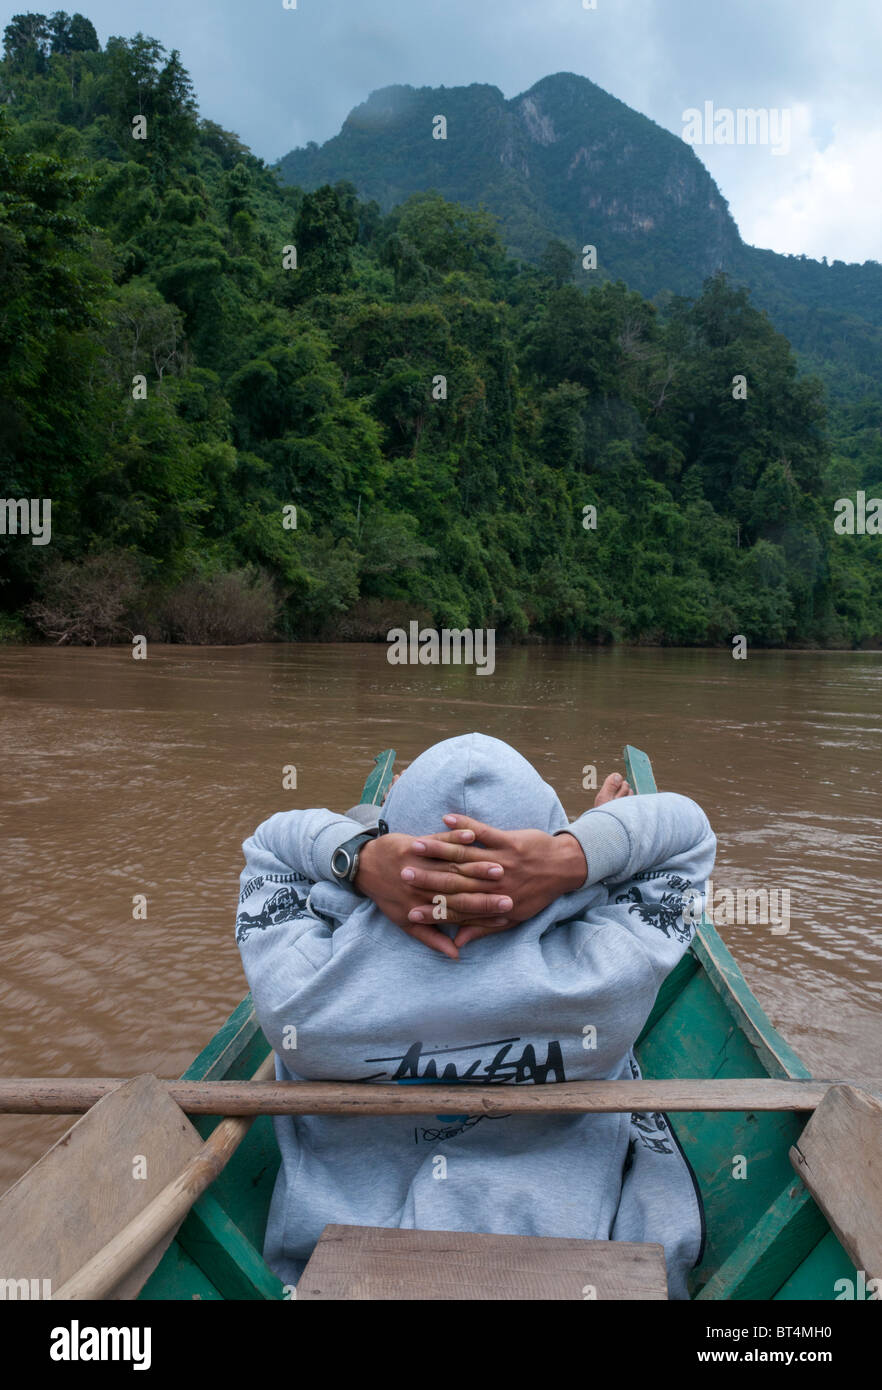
[505,75,741,283]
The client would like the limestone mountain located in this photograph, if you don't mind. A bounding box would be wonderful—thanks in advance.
[276,72,882,400]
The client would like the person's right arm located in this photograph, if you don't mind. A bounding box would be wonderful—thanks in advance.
[564,791,715,899]
[554,792,716,1069]
[417,791,714,948]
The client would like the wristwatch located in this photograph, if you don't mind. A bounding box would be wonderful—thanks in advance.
[330,822,387,890]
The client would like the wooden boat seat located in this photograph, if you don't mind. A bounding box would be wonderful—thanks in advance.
[296,1224,669,1300]
[790,1084,882,1280]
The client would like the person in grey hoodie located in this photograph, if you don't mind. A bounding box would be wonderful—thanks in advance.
[235,733,716,1299]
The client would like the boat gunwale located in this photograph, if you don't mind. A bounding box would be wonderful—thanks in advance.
[622,744,811,1084]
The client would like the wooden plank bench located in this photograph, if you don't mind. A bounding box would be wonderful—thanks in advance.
[296,1225,669,1300]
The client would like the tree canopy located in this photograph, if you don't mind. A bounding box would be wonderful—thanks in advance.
[0,23,879,647]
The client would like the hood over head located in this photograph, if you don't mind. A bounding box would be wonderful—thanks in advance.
[380,733,569,839]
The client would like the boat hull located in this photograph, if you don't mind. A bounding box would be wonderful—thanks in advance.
[139,749,856,1301]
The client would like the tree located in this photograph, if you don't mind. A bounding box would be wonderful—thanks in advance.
[539,238,576,289]
[291,184,358,297]
[537,382,588,471]
[26,551,141,644]
[48,11,99,54]
[0,105,108,431]
[3,12,50,71]
[198,119,251,170]
[390,193,506,283]
[103,35,198,180]
[100,280,186,389]
[67,12,99,51]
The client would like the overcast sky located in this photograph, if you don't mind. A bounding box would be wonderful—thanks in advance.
[5,0,880,264]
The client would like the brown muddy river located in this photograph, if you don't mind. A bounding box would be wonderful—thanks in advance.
[1,642,880,1192]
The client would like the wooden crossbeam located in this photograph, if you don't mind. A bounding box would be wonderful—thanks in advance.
[2,1076,881,1116]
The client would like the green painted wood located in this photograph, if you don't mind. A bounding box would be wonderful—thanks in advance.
[175,1192,285,1301]
[138,1006,279,1302]
[181,996,280,1251]
[772,1230,860,1301]
[623,745,657,795]
[181,994,264,1083]
[361,748,396,806]
[632,748,810,1288]
[138,1236,224,1301]
[628,746,845,1296]
[695,1180,829,1301]
[636,951,699,1047]
[626,744,807,1080]
[691,924,811,1081]
[638,967,808,1288]
[190,1117,281,1251]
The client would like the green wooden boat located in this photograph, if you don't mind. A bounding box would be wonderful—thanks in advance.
[138,746,857,1301]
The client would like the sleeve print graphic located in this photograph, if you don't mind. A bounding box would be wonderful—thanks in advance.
[626,1056,675,1156]
[630,1111,675,1155]
[236,883,311,943]
[615,871,696,944]
[239,871,309,902]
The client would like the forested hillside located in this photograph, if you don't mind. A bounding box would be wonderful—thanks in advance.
[279,74,882,404]
[1,17,879,647]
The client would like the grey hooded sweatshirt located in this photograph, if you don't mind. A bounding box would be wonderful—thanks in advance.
[235,734,716,1298]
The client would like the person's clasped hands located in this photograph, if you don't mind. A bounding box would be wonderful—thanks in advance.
[354,772,633,958]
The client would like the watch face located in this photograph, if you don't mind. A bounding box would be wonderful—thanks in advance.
[333,848,352,880]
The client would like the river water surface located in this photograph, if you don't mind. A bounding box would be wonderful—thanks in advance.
[1,643,880,1192]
